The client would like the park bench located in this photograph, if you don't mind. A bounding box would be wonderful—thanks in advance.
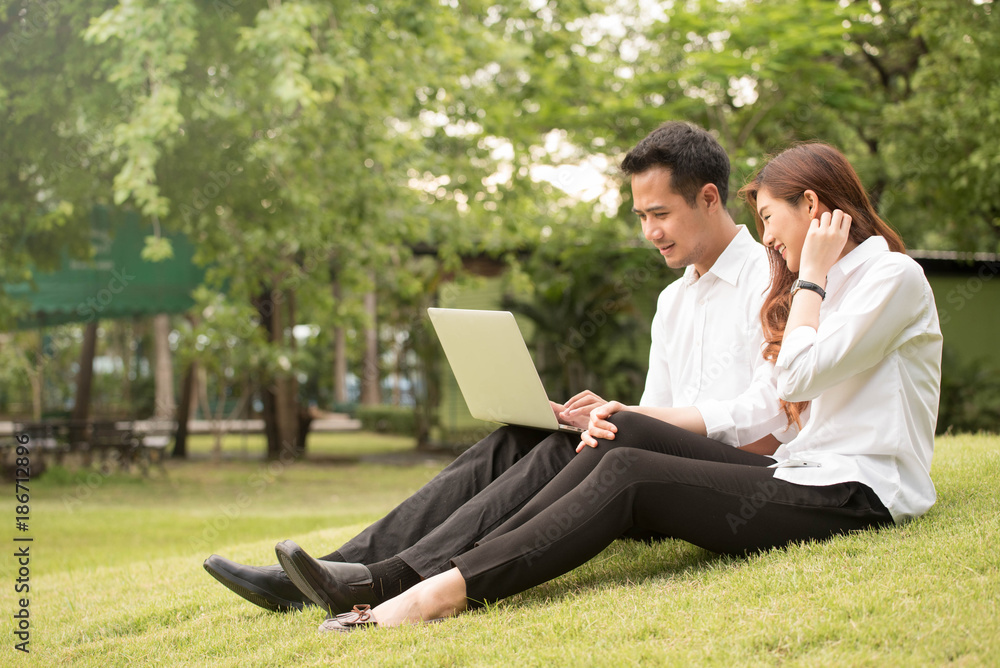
[4,419,170,477]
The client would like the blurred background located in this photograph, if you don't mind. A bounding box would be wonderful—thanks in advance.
[2,0,998,468]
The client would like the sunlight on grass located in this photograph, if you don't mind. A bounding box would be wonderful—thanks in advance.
[2,433,997,665]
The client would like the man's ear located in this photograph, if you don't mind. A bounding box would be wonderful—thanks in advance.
[700,183,721,211]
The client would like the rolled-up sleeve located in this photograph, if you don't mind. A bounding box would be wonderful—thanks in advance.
[695,353,785,447]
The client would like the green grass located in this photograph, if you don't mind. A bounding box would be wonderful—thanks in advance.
[3,433,998,666]
[182,430,420,459]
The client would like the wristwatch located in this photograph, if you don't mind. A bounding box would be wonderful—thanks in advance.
[790,278,826,300]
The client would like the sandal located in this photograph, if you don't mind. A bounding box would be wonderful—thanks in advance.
[318,604,447,633]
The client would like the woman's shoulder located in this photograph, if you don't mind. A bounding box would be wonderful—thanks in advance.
[863,247,929,285]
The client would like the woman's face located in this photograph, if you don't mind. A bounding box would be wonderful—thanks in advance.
[756,188,814,273]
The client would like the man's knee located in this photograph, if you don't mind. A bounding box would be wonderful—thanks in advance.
[524,431,578,468]
[591,447,644,482]
[600,447,644,473]
[467,425,551,470]
[582,447,645,500]
[453,426,518,466]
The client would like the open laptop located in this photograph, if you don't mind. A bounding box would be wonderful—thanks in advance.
[427,308,584,434]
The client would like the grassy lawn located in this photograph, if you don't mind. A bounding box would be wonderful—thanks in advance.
[2,432,998,666]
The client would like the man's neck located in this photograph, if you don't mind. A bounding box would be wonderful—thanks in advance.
[692,215,740,278]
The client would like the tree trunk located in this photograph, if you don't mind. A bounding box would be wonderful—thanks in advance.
[392,334,402,407]
[121,321,132,416]
[333,280,348,405]
[412,314,440,451]
[361,283,380,406]
[71,321,98,444]
[273,290,300,460]
[254,289,280,459]
[31,331,44,421]
[152,313,176,419]
[171,361,195,458]
[261,384,279,458]
[256,286,299,461]
[74,322,96,418]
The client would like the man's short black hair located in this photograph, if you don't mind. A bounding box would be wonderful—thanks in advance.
[620,121,730,206]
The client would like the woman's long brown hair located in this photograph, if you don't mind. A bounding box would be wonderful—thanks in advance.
[738,143,905,428]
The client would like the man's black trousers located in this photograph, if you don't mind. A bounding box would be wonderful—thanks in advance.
[327,425,579,577]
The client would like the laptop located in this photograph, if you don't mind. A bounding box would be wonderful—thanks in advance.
[427,308,584,434]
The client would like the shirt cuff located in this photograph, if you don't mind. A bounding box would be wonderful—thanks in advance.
[695,400,737,447]
[775,325,817,370]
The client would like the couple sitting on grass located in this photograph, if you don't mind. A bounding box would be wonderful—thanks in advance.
[205,121,943,632]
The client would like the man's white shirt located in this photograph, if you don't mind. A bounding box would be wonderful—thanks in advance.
[640,225,789,446]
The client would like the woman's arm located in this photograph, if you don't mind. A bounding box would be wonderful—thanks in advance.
[576,403,705,452]
[777,258,930,402]
[787,209,853,334]
[739,434,780,456]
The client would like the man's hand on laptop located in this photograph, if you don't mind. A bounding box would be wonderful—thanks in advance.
[550,390,607,430]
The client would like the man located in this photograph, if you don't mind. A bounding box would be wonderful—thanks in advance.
[205,121,787,615]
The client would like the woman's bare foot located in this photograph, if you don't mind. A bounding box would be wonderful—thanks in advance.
[367,567,468,627]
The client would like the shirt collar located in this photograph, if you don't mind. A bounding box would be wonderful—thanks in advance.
[696,225,755,287]
[826,235,890,290]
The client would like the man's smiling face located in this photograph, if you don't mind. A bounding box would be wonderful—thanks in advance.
[630,165,711,271]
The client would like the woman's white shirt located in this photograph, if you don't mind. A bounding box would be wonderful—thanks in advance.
[771,236,943,523]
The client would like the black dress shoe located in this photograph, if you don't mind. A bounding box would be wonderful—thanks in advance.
[274,540,380,616]
[203,554,315,612]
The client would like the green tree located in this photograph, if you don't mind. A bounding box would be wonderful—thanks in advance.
[880,0,1000,251]
[0,0,125,327]
[74,0,614,458]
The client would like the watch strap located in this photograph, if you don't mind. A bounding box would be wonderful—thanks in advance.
[790,279,826,300]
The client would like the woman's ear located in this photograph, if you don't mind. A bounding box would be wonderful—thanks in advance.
[802,189,822,217]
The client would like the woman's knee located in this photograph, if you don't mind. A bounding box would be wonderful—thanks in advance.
[606,410,669,436]
[604,411,660,448]
[606,410,688,447]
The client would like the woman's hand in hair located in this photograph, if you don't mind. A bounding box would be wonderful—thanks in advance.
[798,209,853,286]
[577,401,628,452]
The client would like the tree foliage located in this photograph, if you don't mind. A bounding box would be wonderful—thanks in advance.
[2,0,998,444]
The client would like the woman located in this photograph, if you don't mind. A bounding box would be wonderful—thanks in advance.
[299,143,943,631]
